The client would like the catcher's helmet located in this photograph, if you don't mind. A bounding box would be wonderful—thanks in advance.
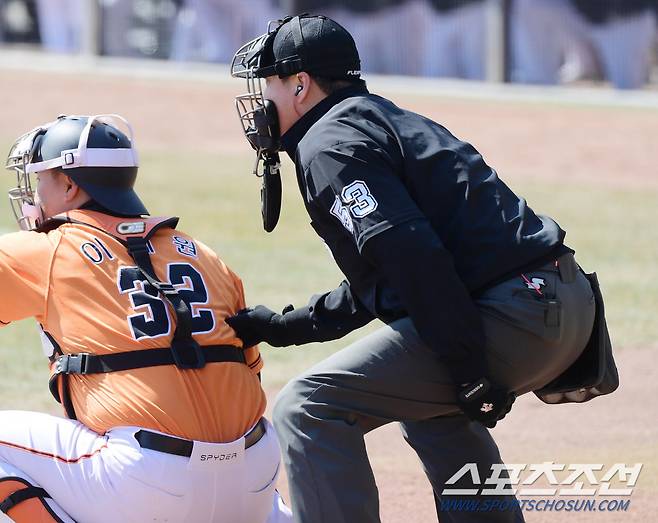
[6,114,147,229]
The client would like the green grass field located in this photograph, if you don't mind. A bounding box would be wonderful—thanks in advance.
[0,148,656,413]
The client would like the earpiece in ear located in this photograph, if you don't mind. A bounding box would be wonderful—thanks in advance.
[295,85,303,96]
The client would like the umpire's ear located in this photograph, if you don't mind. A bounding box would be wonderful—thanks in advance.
[292,72,322,113]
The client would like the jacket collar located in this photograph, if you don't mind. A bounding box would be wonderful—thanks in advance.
[281,84,369,159]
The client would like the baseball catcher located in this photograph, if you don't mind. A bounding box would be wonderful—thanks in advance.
[0,115,292,522]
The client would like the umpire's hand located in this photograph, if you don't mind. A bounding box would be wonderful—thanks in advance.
[456,377,516,428]
[226,305,292,348]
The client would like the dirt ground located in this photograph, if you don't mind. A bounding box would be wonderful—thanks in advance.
[0,65,656,522]
[271,346,657,523]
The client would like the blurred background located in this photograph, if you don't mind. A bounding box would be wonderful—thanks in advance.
[1,0,658,89]
[0,2,656,521]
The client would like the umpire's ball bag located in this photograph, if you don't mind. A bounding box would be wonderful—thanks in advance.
[534,271,619,404]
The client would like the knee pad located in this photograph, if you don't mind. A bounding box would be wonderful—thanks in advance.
[0,477,62,522]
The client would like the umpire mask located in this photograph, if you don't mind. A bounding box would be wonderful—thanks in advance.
[231,14,361,232]
[231,20,285,233]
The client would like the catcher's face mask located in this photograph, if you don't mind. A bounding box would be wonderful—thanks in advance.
[5,124,51,230]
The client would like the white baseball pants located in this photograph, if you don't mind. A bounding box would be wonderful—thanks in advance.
[0,411,291,522]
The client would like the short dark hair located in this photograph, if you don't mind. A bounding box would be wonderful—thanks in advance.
[312,75,367,96]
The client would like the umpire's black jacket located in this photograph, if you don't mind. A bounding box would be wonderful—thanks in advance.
[281,84,570,383]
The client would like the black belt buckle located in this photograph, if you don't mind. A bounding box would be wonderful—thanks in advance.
[55,353,90,375]
[170,338,206,370]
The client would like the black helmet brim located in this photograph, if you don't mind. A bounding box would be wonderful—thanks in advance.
[68,167,148,216]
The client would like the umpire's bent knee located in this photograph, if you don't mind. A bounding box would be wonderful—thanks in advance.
[272,376,318,437]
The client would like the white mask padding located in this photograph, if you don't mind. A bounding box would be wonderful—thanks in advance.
[21,201,42,220]
[20,202,43,230]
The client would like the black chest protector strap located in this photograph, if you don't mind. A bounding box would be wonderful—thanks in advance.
[48,344,247,419]
[48,215,236,370]
[52,345,246,377]
[125,235,206,369]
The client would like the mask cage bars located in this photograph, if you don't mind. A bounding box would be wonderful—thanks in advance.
[231,21,289,177]
[231,34,272,176]
[5,126,50,230]
[231,21,286,232]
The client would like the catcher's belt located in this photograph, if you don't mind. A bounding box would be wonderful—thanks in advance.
[134,418,267,457]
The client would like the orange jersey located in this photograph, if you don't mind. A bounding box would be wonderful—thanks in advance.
[0,210,265,442]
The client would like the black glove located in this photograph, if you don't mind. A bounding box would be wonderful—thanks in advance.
[226,304,311,348]
[456,377,516,428]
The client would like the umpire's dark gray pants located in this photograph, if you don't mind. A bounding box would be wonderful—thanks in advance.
[273,258,595,523]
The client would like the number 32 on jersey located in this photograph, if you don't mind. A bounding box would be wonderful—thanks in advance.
[118,263,214,340]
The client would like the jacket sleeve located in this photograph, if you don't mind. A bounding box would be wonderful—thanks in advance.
[282,280,375,345]
[361,218,488,384]
[304,140,425,252]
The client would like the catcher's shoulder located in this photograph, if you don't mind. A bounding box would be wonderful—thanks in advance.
[0,227,61,258]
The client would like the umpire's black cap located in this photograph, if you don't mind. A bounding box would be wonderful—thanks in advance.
[255,15,361,80]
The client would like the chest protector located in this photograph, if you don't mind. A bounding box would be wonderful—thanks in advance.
[38,210,247,420]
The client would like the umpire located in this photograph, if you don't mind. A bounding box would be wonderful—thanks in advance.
[229,14,597,523]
